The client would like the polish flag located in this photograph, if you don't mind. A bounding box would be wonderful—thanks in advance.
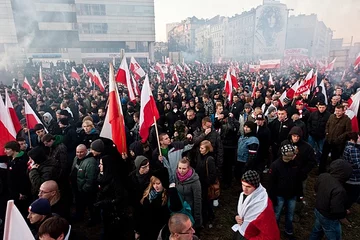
[62,72,69,83]
[224,69,233,104]
[184,63,191,73]
[249,65,260,73]
[295,69,314,95]
[22,77,35,95]
[156,74,161,84]
[0,97,16,156]
[230,68,239,89]
[24,99,45,130]
[354,53,360,67]
[131,75,140,96]
[130,56,146,80]
[176,64,184,73]
[325,58,336,72]
[3,200,35,240]
[348,91,360,119]
[37,66,43,88]
[5,90,21,133]
[172,69,179,84]
[251,77,259,98]
[83,64,88,74]
[116,57,136,102]
[139,75,160,143]
[88,69,94,79]
[279,81,301,106]
[88,77,92,87]
[341,70,346,82]
[195,60,201,65]
[155,62,165,81]
[100,64,127,154]
[268,73,275,86]
[71,67,81,82]
[260,59,281,69]
[93,69,105,92]
[149,67,157,73]
[318,78,328,105]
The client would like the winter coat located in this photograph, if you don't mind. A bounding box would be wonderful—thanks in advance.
[194,153,217,188]
[48,135,68,176]
[175,169,202,228]
[269,118,295,146]
[343,141,360,184]
[307,110,331,140]
[216,117,240,148]
[314,159,352,220]
[256,125,271,161]
[43,112,61,135]
[70,154,98,193]
[325,114,352,145]
[7,151,31,200]
[81,128,100,149]
[61,125,79,152]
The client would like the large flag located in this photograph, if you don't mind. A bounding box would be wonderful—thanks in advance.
[224,69,233,104]
[0,97,16,156]
[139,75,160,143]
[325,58,336,72]
[230,68,239,89]
[295,69,314,95]
[71,67,81,82]
[3,200,35,240]
[354,52,360,67]
[93,69,105,92]
[22,77,35,95]
[349,91,360,118]
[249,65,260,73]
[116,57,136,102]
[24,99,45,130]
[279,81,301,106]
[260,59,281,69]
[37,66,43,88]
[100,64,127,154]
[5,90,21,133]
[130,56,146,80]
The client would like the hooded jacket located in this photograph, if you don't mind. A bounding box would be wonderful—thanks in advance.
[314,159,352,220]
[307,108,331,140]
[43,112,61,135]
[280,126,316,180]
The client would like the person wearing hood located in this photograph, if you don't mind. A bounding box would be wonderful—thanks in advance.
[42,112,61,135]
[235,121,259,180]
[309,85,326,107]
[94,155,128,239]
[175,157,202,230]
[309,159,353,239]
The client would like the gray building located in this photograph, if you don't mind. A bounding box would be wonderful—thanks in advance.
[3,0,155,63]
[286,14,333,58]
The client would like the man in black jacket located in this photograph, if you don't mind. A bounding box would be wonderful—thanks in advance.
[309,159,352,239]
[307,102,331,164]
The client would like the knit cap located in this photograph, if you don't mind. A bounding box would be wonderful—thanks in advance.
[281,144,298,162]
[241,170,260,188]
[90,139,104,153]
[29,198,51,216]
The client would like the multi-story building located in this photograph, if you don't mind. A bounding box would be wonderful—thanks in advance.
[330,38,344,51]
[286,14,333,58]
[5,0,155,63]
[195,24,211,62]
[210,16,228,63]
[166,22,180,41]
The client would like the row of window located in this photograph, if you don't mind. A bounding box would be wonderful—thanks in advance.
[78,23,154,34]
[76,4,154,16]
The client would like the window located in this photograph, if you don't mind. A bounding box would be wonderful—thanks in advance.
[77,4,105,16]
[79,23,107,34]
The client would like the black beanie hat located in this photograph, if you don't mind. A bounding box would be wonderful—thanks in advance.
[28,147,47,164]
[242,170,260,188]
[152,168,169,189]
[59,118,69,126]
[90,139,104,152]
[244,121,257,133]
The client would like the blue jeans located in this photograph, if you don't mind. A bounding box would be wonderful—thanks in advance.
[307,136,325,164]
[309,209,342,240]
[274,196,296,235]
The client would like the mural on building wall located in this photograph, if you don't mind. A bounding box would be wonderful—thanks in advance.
[254,4,287,58]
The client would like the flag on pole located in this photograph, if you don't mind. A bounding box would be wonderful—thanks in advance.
[131,75,140,96]
[100,63,127,154]
[354,53,360,67]
[139,75,160,143]
[116,57,136,102]
[183,63,191,73]
[172,69,179,85]
[93,69,105,92]
[318,78,328,105]
[295,69,314,95]
[348,91,360,118]
[130,57,146,80]
[71,67,81,82]
[22,77,35,95]
[230,68,239,89]
[279,81,301,106]
[5,90,21,133]
[3,200,35,240]
[37,66,43,88]
[62,72,69,83]
[195,60,201,65]
[83,64,88,74]
[224,69,233,104]
[24,99,46,131]
[251,77,259,98]
[268,73,275,86]
[325,58,336,72]
[0,97,16,156]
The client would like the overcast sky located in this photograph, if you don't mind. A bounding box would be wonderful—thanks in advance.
[154,0,360,44]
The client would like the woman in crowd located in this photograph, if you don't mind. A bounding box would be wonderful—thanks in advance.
[175,157,202,230]
[95,155,127,239]
[195,140,217,228]
[81,119,100,149]
[137,168,170,240]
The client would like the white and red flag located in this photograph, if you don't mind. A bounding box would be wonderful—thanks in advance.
[22,77,35,95]
[0,97,16,156]
[354,52,360,67]
[155,62,165,81]
[172,69,179,84]
[251,77,259,98]
[348,91,360,132]
[260,59,281,69]
[83,64,88,74]
[130,56,146,80]
[295,69,314,95]
[3,200,35,240]
[62,72,69,83]
[71,67,81,82]
[100,63,127,154]
[24,99,46,132]
[116,57,136,102]
[249,65,260,73]
[37,66,43,88]
[195,60,201,65]
[325,58,336,72]
[176,64,184,73]
[139,75,160,143]
[318,77,328,105]
[5,90,21,133]
[224,69,233,104]
[268,73,274,86]
[183,63,191,73]
[93,69,105,92]
[230,68,239,89]
[131,75,140,96]
[279,81,301,106]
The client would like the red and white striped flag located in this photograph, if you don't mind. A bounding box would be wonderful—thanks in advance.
[325,58,336,72]
[37,66,43,88]
[24,99,46,131]
[183,63,191,73]
[0,97,16,156]
[100,63,127,154]
[131,75,140,96]
[5,90,21,133]
[230,67,239,89]
[83,64,88,74]
[347,91,360,132]
[354,52,360,67]
[172,69,179,84]
[155,62,165,81]
[71,67,81,82]
[268,73,274,86]
[251,77,259,98]
[130,56,146,80]
[93,69,105,92]
[22,77,35,95]
[195,60,201,65]
[224,69,233,104]
[62,72,69,83]
[279,81,301,106]
[116,57,136,102]
[139,75,160,143]
[295,69,314,95]
[176,64,184,73]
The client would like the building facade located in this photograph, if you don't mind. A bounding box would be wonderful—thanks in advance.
[5,0,155,63]
[286,14,333,58]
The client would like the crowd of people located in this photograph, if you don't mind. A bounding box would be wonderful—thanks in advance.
[0,59,359,240]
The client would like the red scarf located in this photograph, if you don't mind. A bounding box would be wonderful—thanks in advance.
[177,168,193,182]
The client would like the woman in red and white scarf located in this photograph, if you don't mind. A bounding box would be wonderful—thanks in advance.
[232,170,280,240]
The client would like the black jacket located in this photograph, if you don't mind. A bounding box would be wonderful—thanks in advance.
[307,110,331,140]
[269,118,295,146]
[315,159,352,220]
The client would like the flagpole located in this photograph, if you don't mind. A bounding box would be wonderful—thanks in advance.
[153,116,162,157]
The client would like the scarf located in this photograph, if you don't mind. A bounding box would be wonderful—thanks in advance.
[231,184,268,235]
[149,188,162,203]
[176,168,193,183]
